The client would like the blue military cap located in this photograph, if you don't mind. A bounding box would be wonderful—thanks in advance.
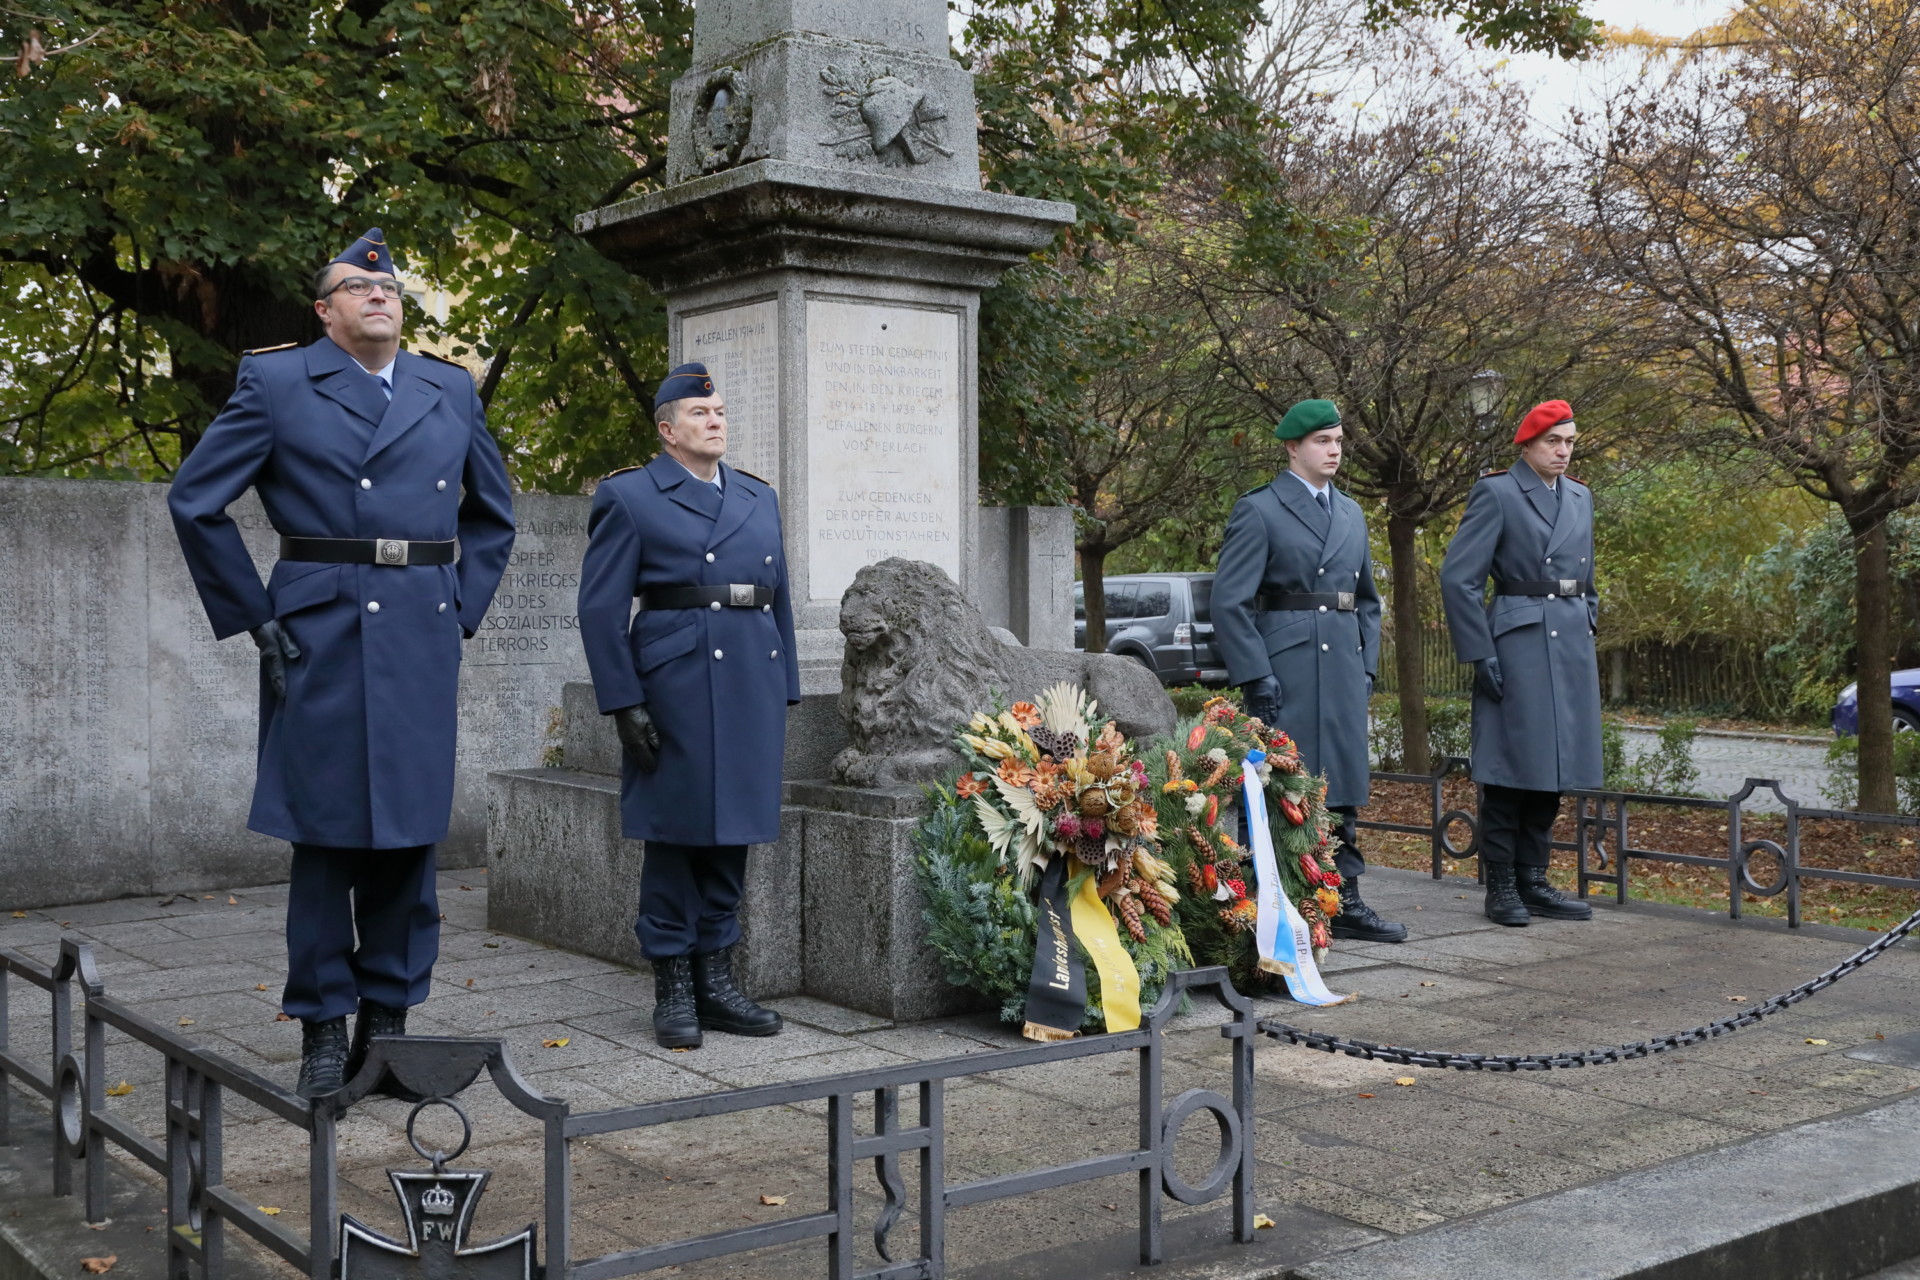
[331,228,399,277]
[654,362,716,414]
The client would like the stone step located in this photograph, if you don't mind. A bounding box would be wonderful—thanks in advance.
[1287,1091,1920,1280]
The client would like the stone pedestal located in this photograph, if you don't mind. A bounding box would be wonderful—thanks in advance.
[575,0,1074,677]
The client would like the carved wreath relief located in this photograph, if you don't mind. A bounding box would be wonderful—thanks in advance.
[819,63,952,165]
[693,67,752,173]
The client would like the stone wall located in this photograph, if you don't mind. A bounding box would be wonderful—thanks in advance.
[0,478,590,908]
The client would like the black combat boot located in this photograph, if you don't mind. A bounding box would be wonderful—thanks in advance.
[347,1000,422,1100]
[1329,879,1409,943]
[296,1016,350,1100]
[1517,865,1593,921]
[1483,864,1530,928]
[652,955,703,1049]
[692,946,783,1037]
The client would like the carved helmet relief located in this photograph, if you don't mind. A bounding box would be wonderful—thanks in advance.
[693,67,753,173]
[820,63,952,165]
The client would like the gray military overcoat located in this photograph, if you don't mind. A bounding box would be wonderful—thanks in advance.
[1439,460,1602,792]
[1214,475,1382,808]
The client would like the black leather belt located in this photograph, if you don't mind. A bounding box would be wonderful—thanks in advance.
[1258,591,1356,612]
[279,535,456,566]
[1494,579,1593,597]
[636,584,774,610]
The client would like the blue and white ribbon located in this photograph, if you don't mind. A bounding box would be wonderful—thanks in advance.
[1242,751,1351,1006]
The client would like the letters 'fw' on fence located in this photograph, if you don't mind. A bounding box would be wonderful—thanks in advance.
[0,941,1261,1280]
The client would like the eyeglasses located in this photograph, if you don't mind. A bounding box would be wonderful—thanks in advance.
[320,277,404,300]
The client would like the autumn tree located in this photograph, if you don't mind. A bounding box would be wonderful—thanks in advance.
[1585,0,1920,811]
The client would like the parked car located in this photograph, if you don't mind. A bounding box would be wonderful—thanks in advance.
[1832,673,1920,736]
[1073,572,1229,687]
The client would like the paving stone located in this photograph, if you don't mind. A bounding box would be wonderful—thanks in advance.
[763,994,894,1033]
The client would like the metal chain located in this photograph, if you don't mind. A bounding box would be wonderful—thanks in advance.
[1259,904,1920,1071]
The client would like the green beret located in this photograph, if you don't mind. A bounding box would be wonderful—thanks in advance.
[1274,399,1341,441]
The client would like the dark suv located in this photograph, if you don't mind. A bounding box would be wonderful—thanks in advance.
[1073,573,1228,687]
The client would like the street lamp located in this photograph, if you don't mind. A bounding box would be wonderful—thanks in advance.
[1466,368,1506,469]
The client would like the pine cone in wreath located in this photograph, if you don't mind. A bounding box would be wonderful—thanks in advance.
[1135,878,1173,927]
[1115,892,1148,943]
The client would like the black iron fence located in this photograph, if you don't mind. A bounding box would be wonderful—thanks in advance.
[1359,759,1920,926]
[2,947,1258,1280]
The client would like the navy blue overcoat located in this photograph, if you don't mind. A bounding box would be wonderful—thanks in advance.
[578,455,801,846]
[1439,462,1602,792]
[1212,476,1383,808]
[168,337,516,849]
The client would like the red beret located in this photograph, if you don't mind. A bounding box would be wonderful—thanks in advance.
[1515,400,1574,445]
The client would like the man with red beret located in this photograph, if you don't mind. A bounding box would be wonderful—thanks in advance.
[1440,400,1600,926]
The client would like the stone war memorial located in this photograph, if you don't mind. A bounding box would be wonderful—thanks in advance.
[486,0,1172,1019]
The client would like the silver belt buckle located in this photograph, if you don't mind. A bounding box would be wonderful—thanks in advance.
[728,583,755,607]
[1559,579,1578,596]
[1337,591,1355,611]
[376,538,409,567]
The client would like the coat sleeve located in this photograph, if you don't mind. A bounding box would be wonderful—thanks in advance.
[579,484,647,713]
[1355,513,1383,681]
[1212,494,1270,687]
[454,377,517,638]
[1441,479,1502,663]
[771,492,802,704]
[167,358,275,640]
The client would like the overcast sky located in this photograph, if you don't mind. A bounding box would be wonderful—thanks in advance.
[1502,0,1733,130]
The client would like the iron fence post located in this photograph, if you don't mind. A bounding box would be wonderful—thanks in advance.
[827,1092,853,1279]
[1728,789,1744,921]
[1,960,11,1148]
[919,1080,945,1279]
[545,1107,570,1280]
[308,1101,337,1280]
[1138,1009,1164,1265]
[1786,797,1803,928]
[50,944,74,1197]
[84,988,106,1221]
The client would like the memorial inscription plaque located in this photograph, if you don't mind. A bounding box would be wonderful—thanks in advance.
[805,298,961,603]
[682,299,781,484]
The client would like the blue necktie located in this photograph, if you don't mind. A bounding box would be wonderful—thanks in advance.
[1316,490,1329,516]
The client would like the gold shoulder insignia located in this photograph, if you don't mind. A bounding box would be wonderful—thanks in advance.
[241,342,297,357]
[1479,467,1509,479]
[602,465,645,481]
[731,467,772,487]
[418,350,472,369]
[1566,473,1586,486]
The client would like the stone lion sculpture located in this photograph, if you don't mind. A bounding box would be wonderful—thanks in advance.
[832,558,1178,786]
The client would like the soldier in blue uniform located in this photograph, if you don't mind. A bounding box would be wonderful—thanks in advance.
[168,230,516,1096]
[1440,399,1599,926]
[578,363,801,1049]
[1214,399,1407,943]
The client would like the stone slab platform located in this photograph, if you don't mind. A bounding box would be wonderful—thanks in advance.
[6,868,1920,1277]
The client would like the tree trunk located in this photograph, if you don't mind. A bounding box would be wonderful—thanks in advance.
[1385,512,1431,775]
[1852,514,1897,813]
[1081,545,1109,653]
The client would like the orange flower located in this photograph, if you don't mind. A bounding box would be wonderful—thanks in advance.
[955,772,987,799]
[1010,701,1042,728]
[997,759,1037,788]
[1186,723,1208,751]
[1315,887,1342,917]
[1131,802,1159,839]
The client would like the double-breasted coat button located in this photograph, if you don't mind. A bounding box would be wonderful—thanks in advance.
[764,555,773,565]
[1550,630,1559,638]
[713,649,724,660]
[709,601,721,611]
[1320,643,1329,651]
[360,478,372,489]
[705,552,715,563]
[367,601,380,613]
[771,650,779,659]
[437,603,446,613]
[436,480,447,491]
[1546,557,1552,565]
[1317,567,1325,575]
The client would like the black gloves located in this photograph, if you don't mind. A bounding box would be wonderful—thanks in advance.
[1365,673,1375,700]
[613,705,663,774]
[1473,656,1505,702]
[1241,674,1283,726]
[250,620,302,699]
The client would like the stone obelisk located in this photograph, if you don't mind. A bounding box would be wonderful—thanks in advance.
[575,0,1075,678]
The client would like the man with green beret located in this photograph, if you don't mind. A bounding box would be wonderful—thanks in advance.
[1214,399,1406,943]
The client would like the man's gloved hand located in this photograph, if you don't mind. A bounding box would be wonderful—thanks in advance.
[613,705,663,775]
[250,619,302,700]
[1240,674,1283,726]
[1365,673,1375,700]
[1473,656,1505,703]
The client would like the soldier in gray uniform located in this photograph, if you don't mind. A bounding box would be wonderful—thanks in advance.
[1440,399,1600,926]
[1215,399,1406,943]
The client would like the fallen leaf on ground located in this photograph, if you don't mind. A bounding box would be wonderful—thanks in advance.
[80,1257,116,1273]
[1101,1203,1116,1211]
[86,1224,107,1232]
[202,895,214,901]
[465,978,474,987]
[671,1047,692,1053]
[483,942,500,949]
[1394,1077,1416,1087]
[257,1207,281,1217]
[1726,996,1748,1003]
[1356,1093,1375,1099]
[460,885,473,891]
[1418,981,1436,987]
[10,910,24,918]
[177,1018,194,1027]
[541,1038,570,1049]
[758,1194,786,1206]
[254,984,268,992]
[1876,1032,1886,1040]
[275,1013,292,1022]
[1806,1038,1829,1046]
[227,896,237,905]
[1253,1214,1275,1230]
[105,1081,133,1097]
